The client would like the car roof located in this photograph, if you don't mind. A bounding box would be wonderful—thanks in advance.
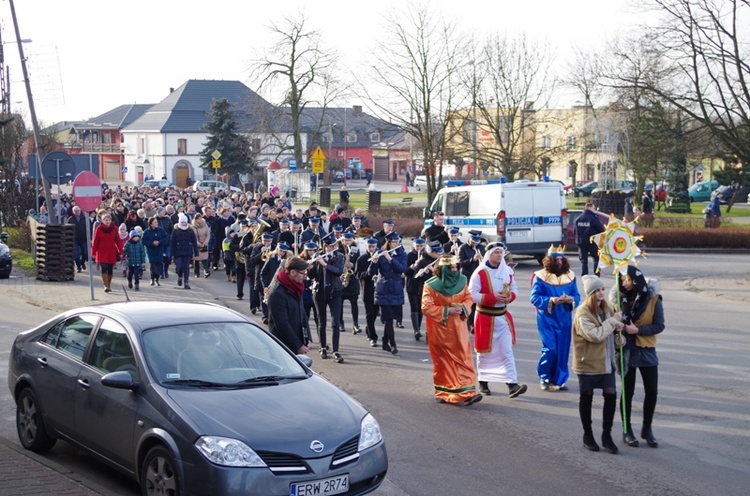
[67,301,248,332]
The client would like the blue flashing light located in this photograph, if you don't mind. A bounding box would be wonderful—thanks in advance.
[543,176,550,182]
[445,179,504,187]
[500,177,507,183]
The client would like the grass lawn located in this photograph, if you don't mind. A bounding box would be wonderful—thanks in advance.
[313,189,429,211]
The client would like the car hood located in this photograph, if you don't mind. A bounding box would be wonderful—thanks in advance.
[166,375,367,455]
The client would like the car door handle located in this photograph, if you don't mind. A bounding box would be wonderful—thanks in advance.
[77,379,90,389]
[37,357,48,367]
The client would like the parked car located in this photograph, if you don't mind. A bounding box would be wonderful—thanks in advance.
[573,181,598,197]
[644,182,669,202]
[413,175,427,191]
[592,180,637,195]
[688,180,720,202]
[193,180,243,193]
[0,232,11,278]
[8,301,388,496]
[143,179,174,189]
[332,171,345,183]
[711,184,750,204]
[564,209,610,250]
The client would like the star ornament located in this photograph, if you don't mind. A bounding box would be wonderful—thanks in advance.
[591,214,644,274]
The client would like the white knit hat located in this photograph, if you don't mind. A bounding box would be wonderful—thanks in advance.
[582,275,605,296]
[178,213,189,230]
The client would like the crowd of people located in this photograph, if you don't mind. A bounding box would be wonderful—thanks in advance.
[40,183,665,453]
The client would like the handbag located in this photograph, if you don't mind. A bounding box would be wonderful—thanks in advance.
[200,245,208,252]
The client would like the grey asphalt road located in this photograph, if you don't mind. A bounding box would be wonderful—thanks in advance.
[1,253,748,495]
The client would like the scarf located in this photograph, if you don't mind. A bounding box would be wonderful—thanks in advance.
[426,266,466,297]
[277,269,304,299]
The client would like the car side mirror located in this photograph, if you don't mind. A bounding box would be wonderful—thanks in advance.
[423,207,431,219]
[102,371,139,391]
[297,355,313,368]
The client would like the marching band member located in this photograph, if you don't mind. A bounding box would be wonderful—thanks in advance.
[356,238,380,347]
[374,219,395,248]
[260,242,290,311]
[250,232,275,324]
[276,217,294,249]
[369,231,407,354]
[404,238,427,340]
[300,241,320,339]
[345,215,363,235]
[300,216,327,248]
[468,242,528,399]
[459,230,485,333]
[442,227,463,255]
[308,235,346,363]
[339,232,362,334]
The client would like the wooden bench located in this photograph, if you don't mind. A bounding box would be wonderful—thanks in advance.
[401,197,413,204]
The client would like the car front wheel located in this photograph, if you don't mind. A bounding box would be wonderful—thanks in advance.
[16,388,56,453]
[142,446,180,496]
[415,184,421,191]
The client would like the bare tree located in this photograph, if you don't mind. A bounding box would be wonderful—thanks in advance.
[360,5,468,202]
[465,33,556,181]
[632,0,750,168]
[249,13,341,168]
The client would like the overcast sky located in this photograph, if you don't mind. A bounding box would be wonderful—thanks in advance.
[2,0,644,126]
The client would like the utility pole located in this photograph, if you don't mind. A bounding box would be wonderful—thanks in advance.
[9,0,53,221]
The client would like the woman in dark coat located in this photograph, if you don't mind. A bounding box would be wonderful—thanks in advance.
[267,256,311,355]
[142,216,169,286]
[369,232,407,354]
[170,213,199,289]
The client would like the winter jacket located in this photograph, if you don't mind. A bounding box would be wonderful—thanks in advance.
[572,303,620,375]
[268,280,308,353]
[141,226,169,263]
[91,222,123,264]
[170,227,199,259]
[370,247,407,306]
[124,239,147,267]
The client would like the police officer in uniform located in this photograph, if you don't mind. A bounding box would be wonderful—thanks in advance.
[574,201,606,276]
[356,238,380,347]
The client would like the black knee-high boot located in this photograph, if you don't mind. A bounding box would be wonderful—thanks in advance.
[601,392,618,454]
[579,392,599,451]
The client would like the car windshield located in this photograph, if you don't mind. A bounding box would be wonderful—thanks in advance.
[141,322,309,387]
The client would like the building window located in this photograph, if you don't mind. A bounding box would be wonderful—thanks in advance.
[251,138,261,154]
[346,131,357,143]
[541,135,552,149]
[370,132,380,142]
[138,138,145,156]
[177,139,187,155]
[566,136,576,151]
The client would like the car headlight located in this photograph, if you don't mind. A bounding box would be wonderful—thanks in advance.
[195,436,267,468]
[358,413,382,451]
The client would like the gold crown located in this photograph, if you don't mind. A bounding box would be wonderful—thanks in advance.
[438,255,460,266]
[547,244,565,257]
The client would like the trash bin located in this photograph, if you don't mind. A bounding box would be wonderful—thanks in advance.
[319,187,331,208]
[366,190,381,210]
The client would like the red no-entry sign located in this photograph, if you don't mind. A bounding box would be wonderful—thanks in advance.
[72,171,103,212]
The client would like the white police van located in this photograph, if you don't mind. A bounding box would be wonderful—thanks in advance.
[423,178,567,264]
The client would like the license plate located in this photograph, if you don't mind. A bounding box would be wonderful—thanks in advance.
[507,230,530,238]
[290,474,349,496]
